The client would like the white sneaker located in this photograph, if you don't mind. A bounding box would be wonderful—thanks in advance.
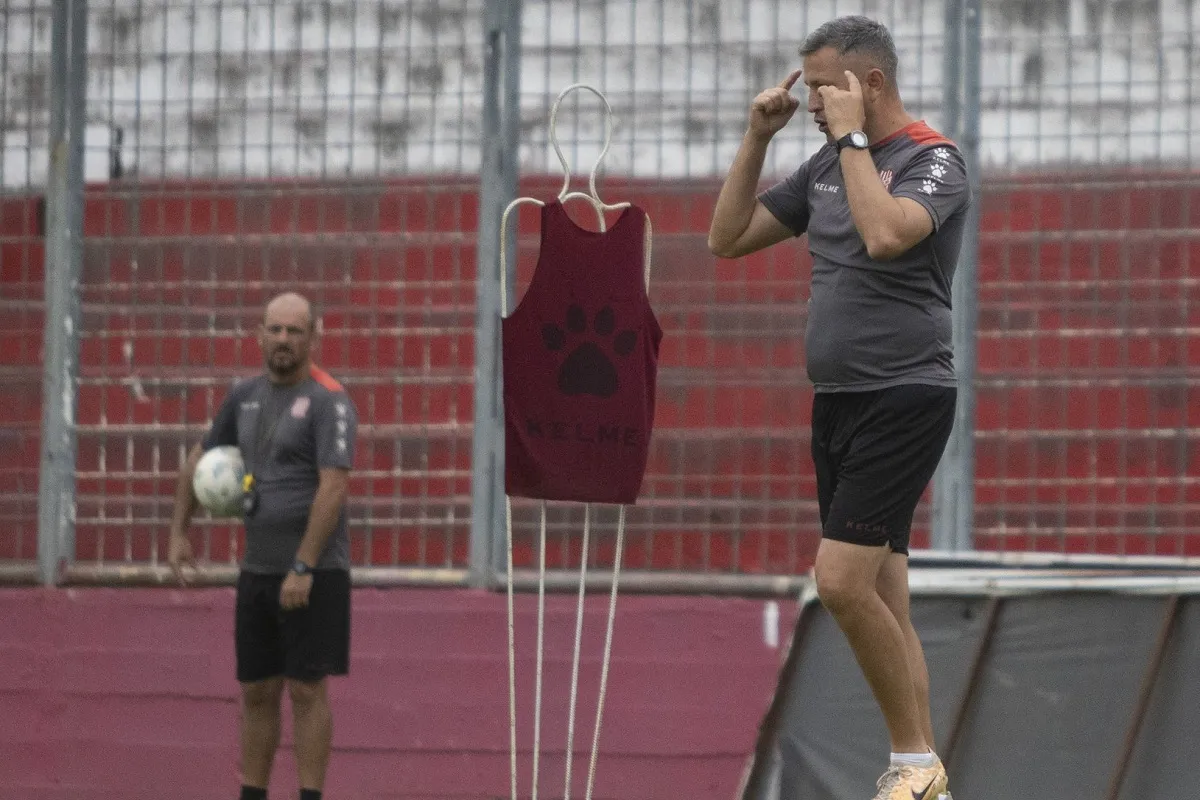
[871,759,948,800]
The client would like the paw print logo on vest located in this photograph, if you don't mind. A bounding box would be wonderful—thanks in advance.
[542,303,638,398]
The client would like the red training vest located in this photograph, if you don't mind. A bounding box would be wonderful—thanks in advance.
[502,201,662,504]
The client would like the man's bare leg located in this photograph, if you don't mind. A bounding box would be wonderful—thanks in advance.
[240,677,285,789]
[876,551,936,751]
[814,539,927,753]
[289,678,333,792]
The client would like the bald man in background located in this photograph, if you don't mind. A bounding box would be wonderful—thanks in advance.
[168,292,359,800]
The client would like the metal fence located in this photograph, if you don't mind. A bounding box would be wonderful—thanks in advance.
[1,0,1198,587]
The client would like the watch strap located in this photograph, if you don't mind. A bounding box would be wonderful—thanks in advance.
[836,131,868,152]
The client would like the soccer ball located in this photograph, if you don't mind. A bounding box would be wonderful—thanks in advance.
[192,445,245,518]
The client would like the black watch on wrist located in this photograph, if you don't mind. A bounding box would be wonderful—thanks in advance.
[290,560,312,576]
[836,130,869,152]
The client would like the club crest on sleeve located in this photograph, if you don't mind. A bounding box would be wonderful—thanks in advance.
[291,396,311,418]
[879,169,894,190]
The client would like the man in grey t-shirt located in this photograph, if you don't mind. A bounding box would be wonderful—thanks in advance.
[709,16,969,800]
[168,292,357,800]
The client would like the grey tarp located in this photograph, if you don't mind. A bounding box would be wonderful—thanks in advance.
[741,571,1200,800]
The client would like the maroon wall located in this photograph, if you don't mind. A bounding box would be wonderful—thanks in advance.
[0,587,794,800]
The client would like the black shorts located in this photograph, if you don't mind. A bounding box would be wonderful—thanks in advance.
[235,568,352,684]
[811,383,956,555]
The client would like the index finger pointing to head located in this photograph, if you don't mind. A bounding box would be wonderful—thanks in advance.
[780,69,802,91]
[844,70,862,91]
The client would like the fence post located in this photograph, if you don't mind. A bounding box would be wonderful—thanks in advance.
[932,0,981,553]
[38,0,88,586]
[470,0,522,588]
[941,0,962,146]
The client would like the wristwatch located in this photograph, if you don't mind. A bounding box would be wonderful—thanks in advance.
[836,130,869,152]
[290,559,312,576]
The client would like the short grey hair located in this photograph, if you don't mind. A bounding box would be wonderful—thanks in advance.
[799,16,899,85]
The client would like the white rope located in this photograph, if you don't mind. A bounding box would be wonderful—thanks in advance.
[505,495,518,800]
[499,197,539,319]
[550,83,617,210]
[531,500,548,800]
[643,216,654,292]
[562,503,592,800]
[585,504,626,800]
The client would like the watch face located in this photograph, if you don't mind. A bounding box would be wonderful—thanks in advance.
[851,131,869,148]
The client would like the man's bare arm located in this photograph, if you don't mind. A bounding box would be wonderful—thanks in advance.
[167,443,204,584]
[708,71,804,260]
[840,148,934,261]
[170,444,203,532]
[293,467,350,568]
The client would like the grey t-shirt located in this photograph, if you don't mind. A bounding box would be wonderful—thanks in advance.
[759,121,972,392]
[201,367,358,574]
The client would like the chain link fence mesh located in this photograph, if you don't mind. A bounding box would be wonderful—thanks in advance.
[1,0,1197,580]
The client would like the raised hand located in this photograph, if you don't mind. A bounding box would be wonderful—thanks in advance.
[749,69,803,139]
[817,70,867,140]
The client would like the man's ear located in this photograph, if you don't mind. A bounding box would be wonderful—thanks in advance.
[865,67,887,99]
